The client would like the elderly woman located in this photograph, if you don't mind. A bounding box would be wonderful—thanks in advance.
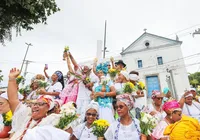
[43,68,64,99]
[179,92,200,121]
[71,101,99,140]
[104,94,141,140]
[152,100,182,140]
[91,63,116,123]
[164,115,200,140]
[7,68,61,140]
[0,93,12,138]
[67,52,98,121]
[144,90,166,122]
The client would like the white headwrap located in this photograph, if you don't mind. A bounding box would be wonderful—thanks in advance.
[23,125,70,140]
[129,74,139,81]
[189,88,196,92]
[0,92,23,100]
[37,95,55,111]
[120,71,129,81]
[86,101,99,114]
[184,93,193,98]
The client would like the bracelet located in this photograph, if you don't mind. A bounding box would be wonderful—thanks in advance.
[9,78,16,81]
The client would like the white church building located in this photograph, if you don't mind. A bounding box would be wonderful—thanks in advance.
[121,32,190,100]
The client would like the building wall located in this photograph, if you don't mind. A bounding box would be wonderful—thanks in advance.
[122,44,190,99]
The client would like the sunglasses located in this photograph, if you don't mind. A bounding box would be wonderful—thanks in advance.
[32,102,48,107]
[156,97,163,100]
[86,113,97,117]
[115,105,125,110]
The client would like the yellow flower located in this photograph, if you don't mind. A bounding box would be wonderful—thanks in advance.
[127,82,134,89]
[17,75,22,79]
[138,81,145,89]
[64,46,69,52]
[6,110,12,121]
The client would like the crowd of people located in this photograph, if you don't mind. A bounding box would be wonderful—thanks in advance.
[0,50,200,140]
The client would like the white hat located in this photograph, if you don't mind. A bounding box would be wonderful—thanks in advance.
[189,88,196,92]
[120,70,129,81]
[0,92,23,100]
[23,125,70,140]
[86,100,99,114]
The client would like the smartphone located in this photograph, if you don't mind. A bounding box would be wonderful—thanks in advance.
[45,64,48,69]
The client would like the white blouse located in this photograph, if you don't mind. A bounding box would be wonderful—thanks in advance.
[10,103,61,140]
[182,101,200,121]
[73,123,97,140]
[0,115,4,131]
[104,119,141,140]
[47,82,63,93]
[26,90,39,100]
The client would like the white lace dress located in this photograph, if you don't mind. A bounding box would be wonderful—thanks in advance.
[10,103,61,140]
[104,119,141,140]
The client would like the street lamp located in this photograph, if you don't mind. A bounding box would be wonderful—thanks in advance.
[20,43,32,73]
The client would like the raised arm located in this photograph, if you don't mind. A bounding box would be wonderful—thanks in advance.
[7,68,21,113]
[64,52,74,73]
[93,58,98,76]
[43,67,49,79]
[69,52,79,71]
[110,57,116,69]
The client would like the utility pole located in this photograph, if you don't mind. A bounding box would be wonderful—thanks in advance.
[22,60,31,86]
[167,68,178,99]
[103,20,107,59]
[20,43,32,73]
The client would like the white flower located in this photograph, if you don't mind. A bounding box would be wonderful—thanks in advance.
[141,115,148,123]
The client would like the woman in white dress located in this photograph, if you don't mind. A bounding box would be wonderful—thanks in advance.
[7,68,61,140]
[68,52,98,121]
[71,101,99,140]
[43,68,64,99]
[114,71,129,95]
[104,94,141,140]
[179,92,200,121]
[143,90,166,122]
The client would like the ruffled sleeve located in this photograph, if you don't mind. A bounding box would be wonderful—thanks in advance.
[73,123,85,139]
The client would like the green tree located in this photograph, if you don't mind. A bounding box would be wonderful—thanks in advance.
[0,70,3,83]
[188,72,200,87]
[0,0,60,45]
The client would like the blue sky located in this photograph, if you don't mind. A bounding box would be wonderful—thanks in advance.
[1,0,200,87]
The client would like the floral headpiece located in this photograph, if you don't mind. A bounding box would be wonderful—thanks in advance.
[37,95,55,111]
[151,90,162,99]
[116,94,134,110]
[96,63,108,75]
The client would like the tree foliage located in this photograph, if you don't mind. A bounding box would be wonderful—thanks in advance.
[0,70,3,83]
[188,72,200,87]
[0,0,60,45]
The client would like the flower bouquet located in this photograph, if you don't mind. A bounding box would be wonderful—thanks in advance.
[19,85,31,96]
[63,46,69,60]
[36,80,49,94]
[123,82,135,94]
[56,102,78,130]
[91,119,110,140]
[16,75,25,85]
[137,81,146,90]
[0,110,12,138]
[108,68,118,80]
[139,112,157,137]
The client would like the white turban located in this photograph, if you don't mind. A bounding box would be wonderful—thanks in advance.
[120,71,129,81]
[129,74,139,81]
[184,93,193,98]
[0,92,23,100]
[86,101,99,114]
[37,95,55,111]
[23,125,70,140]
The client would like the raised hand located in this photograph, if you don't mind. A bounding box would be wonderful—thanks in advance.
[9,68,20,78]
[110,57,114,62]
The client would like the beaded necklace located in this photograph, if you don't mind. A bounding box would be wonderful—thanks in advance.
[18,118,43,140]
[114,118,140,140]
